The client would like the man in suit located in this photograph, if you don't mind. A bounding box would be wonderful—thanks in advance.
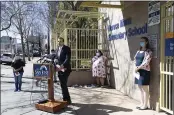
[55,37,72,104]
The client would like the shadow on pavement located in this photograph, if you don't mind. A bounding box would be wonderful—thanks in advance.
[0,76,34,79]
[1,63,12,66]
[57,103,133,115]
[22,90,48,93]
[1,81,30,84]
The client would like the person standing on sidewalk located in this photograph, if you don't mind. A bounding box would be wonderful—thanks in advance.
[134,37,152,110]
[92,50,107,87]
[54,37,72,104]
[11,54,25,92]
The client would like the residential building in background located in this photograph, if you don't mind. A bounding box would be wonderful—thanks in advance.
[0,36,18,54]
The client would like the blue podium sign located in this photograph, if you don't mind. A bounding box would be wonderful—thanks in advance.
[33,64,50,78]
[165,33,174,56]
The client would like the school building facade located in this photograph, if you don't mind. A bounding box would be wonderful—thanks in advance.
[51,1,173,114]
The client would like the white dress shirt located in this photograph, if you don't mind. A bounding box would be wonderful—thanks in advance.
[57,46,63,57]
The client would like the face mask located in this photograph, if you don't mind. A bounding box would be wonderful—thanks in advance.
[96,53,100,56]
[140,42,145,47]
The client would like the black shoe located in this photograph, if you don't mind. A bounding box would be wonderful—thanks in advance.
[64,99,72,105]
[67,100,72,105]
[14,89,18,92]
[136,106,140,109]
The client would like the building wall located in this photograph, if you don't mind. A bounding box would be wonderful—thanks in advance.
[99,1,161,110]
[0,36,17,53]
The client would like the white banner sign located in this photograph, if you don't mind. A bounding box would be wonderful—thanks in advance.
[148,34,158,58]
[148,1,160,27]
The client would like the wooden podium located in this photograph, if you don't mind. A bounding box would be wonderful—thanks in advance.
[34,64,68,113]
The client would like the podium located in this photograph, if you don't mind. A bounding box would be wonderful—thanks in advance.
[33,63,68,113]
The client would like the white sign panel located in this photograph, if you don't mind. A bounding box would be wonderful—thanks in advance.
[148,34,158,58]
[148,1,160,27]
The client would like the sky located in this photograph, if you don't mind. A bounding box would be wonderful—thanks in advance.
[1,2,49,43]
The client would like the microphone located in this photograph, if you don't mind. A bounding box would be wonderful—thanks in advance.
[54,59,58,64]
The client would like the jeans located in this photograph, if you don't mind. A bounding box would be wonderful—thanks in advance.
[14,72,23,90]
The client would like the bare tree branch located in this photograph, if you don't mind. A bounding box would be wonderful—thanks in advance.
[0,13,16,31]
[0,2,29,31]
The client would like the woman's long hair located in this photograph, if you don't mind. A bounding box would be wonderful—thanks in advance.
[139,37,150,51]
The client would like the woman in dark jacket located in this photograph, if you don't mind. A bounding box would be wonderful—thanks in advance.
[11,55,25,92]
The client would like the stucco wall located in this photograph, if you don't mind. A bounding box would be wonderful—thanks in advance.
[67,71,94,86]
[99,1,160,110]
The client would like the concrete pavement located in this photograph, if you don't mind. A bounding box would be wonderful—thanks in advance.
[1,58,169,115]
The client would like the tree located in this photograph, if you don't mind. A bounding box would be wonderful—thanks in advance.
[31,17,46,56]
[24,23,32,61]
[35,2,59,54]
[1,2,16,31]
[0,2,28,32]
[3,1,36,62]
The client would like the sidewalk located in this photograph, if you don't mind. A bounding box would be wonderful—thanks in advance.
[1,80,168,115]
[1,58,169,115]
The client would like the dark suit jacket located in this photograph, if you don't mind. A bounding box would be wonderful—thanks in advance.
[55,45,71,72]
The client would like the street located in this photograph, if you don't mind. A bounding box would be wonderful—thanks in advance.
[1,60,169,115]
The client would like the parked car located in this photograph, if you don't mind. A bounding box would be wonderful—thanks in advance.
[0,53,15,64]
[33,51,41,57]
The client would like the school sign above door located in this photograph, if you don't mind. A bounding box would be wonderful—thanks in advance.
[108,18,147,41]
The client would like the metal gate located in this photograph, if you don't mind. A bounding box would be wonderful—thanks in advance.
[59,28,106,70]
[160,2,174,114]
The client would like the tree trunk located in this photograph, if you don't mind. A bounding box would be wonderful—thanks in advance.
[26,40,31,61]
[39,34,42,56]
[21,33,26,62]
[47,27,50,54]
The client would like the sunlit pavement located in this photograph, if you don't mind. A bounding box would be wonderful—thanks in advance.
[1,59,169,115]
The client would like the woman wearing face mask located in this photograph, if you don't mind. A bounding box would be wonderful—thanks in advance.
[92,50,107,87]
[134,37,152,110]
[11,54,25,92]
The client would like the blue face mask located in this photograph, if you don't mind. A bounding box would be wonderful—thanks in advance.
[140,42,145,47]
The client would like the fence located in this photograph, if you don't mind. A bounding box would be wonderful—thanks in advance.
[60,28,106,70]
[160,2,174,114]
